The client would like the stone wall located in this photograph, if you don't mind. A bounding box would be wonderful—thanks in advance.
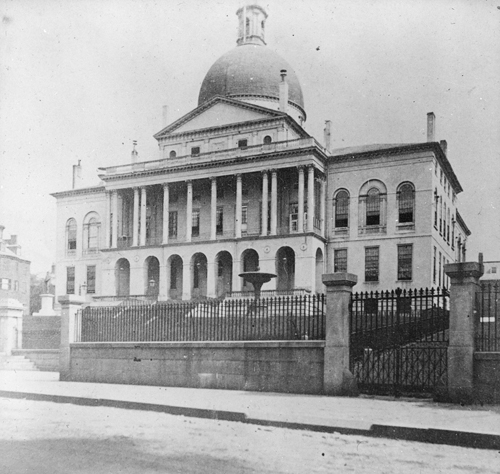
[22,316,61,349]
[474,353,500,404]
[69,341,324,394]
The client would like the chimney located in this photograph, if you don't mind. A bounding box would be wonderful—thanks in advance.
[8,235,17,245]
[72,160,82,189]
[324,120,332,151]
[162,105,169,128]
[0,225,4,241]
[279,69,288,114]
[131,140,138,164]
[427,112,436,142]
[439,139,447,156]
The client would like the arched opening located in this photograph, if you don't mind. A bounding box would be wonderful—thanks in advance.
[169,150,176,158]
[215,251,233,298]
[115,258,130,297]
[191,253,208,299]
[263,135,272,145]
[241,249,259,291]
[315,248,324,294]
[168,255,183,300]
[145,256,160,297]
[276,247,295,292]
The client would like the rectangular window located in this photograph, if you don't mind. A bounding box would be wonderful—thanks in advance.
[192,209,200,237]
[365,247,379,282]
[216,207,224,235]
[334,249,347,273]
[289,203,298,232]
[397,245,413,281]
[191,146,200,156]
[0,278,10,290]
[433,247,437,284]
[168,211,178,238]
[66,267,75,295]
[438,251,442,287]
[238,139,248,149]
[217,186,224,199]
[14,280,19,291]
[86,266,96,294]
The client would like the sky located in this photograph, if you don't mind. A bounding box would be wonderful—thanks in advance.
[1,0,499,274]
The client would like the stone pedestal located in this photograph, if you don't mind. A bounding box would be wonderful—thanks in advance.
[0,298,23,354]
[322,273,359,396]
[33,294,58,316]
[59,295,86,380]
[444,261,484,404]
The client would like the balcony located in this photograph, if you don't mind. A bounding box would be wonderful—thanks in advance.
[98,138,328,178]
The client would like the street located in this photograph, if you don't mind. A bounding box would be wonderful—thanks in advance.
[0,398,498,473]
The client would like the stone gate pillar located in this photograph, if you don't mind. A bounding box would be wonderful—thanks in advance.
[444,261,484,404]
[322,273,359,396]
[59,295,86,380]
[0,298,23,354]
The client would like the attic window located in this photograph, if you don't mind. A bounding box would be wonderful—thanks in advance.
[169,150,176,158]
[263,135,272,145]
[238,139,248,149]
[191,146,200,156]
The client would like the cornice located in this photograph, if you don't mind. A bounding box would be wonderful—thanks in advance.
[51,186,106,199]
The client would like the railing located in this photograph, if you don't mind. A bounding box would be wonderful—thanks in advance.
[226,288,312,299]
[350,288,449,360]
[99,138,328,177]
[476,282,499,352]
[76,294,326,342]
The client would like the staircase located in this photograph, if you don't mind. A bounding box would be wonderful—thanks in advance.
[0,353,38,371]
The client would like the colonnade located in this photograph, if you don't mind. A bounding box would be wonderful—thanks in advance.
[106,165,326,248]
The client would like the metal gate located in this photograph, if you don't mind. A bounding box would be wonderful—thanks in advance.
[350,288,449,397]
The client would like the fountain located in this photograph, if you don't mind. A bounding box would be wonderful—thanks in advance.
[238,268,277,300]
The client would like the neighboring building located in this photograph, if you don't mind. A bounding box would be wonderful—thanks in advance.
[481,261,500,283]
[0,225,30,313]
[52,4,471,302]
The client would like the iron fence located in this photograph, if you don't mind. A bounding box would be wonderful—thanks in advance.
[350,287,450,396]
[75,294,326,343]
[476,282,499,352]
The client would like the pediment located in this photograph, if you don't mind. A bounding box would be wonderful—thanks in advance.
[154,97,283,138]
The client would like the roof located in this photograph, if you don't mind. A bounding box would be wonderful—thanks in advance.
[456,210,471,236]
[198,44,305,117]
[328,142,463,194]
[51,184,105,199]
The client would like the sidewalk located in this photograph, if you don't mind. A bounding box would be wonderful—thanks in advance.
[1,369,500,450]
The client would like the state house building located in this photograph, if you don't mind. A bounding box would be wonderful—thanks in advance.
[52,4,470,303]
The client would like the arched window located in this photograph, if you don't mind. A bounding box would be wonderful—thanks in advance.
[169,150,176,158]
[397,182,415,223]
[83,213,101,254]
[366,188,381,226]
[334,190,349,228]
[263,135,272,145]
[66,219,77,255]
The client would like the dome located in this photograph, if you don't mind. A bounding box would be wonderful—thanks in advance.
[198,44,305,118]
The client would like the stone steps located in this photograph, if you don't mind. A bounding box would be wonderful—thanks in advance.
[0,354,38,371]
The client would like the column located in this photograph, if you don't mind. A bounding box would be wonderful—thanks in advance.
[111,190,118,248]
[322,273,359,396]
[444,261,484,404]
[307,165,315,232]
[105,191,111,248]
[140,187,147,246]
[162,184,169,244]
[132,187,139,246]
[235,174,242,238]
[320,177,326,237]
[210,177,217,240]
[270,169,278,235]
[182,261,192,300]
[261,171,268,236]
[186,180,193,242]
[298,166,305,232]
[58,295,86,380]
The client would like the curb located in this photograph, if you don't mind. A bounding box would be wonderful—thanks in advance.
[1,390,500,451]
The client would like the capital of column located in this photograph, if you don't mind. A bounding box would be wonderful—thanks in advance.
[162,183,169,190]
[186,179,192,185]
[270,169,277,177]
[236,174,242,181]
[261,169,268,176]
[297,165,305,172]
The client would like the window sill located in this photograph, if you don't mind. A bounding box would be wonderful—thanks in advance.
[333,227,349,236]
[359,225,386,236]
[396,223,415,232]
